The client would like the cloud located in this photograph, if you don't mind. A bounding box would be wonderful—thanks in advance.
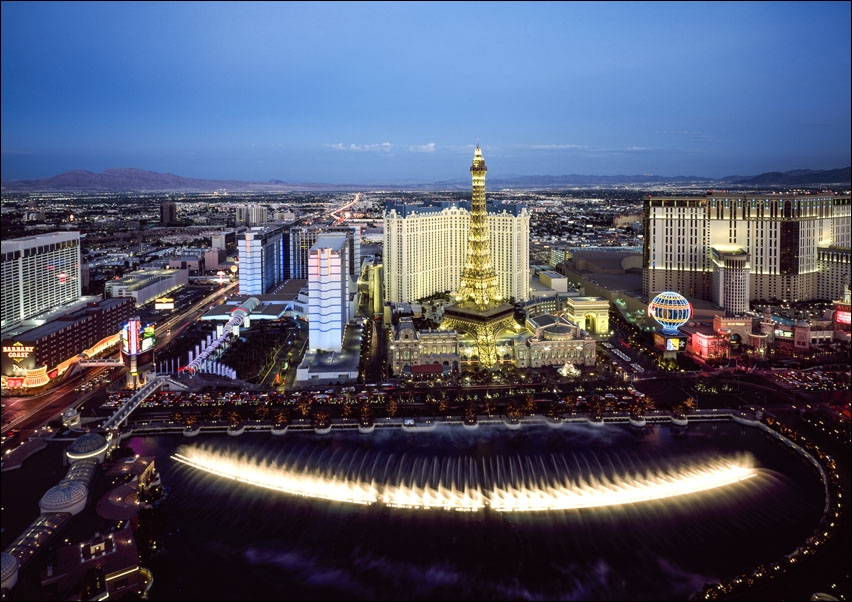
[408,143,436,153]
[326,142,393,152]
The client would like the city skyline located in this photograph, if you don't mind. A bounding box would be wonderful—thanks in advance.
[2,1,850,185]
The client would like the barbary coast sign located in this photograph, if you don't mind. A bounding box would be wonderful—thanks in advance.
[3,342,35,361]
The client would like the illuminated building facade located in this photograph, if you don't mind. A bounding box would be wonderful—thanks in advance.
[564,296,610,336]
[308,233,351,352]
[518,315,596,369]
[1,232,82,332]
[817,246,851,301]
[289,225,361,280]
[388,317,460,377]
[439,145,519,368]
[383,199,529,304]
[710,245,751,315]
[1,297,134,389]
[104,269,188,307]
[642,193,851,305]
[238,225,284,295]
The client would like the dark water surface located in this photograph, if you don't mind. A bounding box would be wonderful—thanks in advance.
[125,421,824,601]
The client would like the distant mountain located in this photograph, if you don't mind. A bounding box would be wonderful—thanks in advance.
[2,165,849,193]
[0,168,257,193]
[487,174,715,188]
[725,167,851,186]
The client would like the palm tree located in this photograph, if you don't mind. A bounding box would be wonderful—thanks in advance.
[588,396,605,420]
[312,410,331,429]
[464,401,478,424]
[506,403,523,423]
[272,409,289,427]
[359,402,374,426]
[254,404,270,421]
[523,393,536,415]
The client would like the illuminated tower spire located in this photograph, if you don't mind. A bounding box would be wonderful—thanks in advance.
[455,144,502,311]
[440,143,517,369]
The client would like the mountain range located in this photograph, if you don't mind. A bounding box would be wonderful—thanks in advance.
[1,166,849,193]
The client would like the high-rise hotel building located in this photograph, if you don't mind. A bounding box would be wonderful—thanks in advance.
[1,232,82,332]
[643,193,851,309]
[238,225,284,295]
[383,200,530,304]
[308,233,351,352]
[288,225,361,280]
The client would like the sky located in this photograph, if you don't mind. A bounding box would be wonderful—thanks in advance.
[1,1,850,184]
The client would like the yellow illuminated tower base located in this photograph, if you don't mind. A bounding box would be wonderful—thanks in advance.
[440,144,517,369]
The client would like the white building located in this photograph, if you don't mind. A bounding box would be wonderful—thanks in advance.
[238,225,284,295]
[1,231,82,332]
[710,245,751,315]
[104,269,188,307]
[383,200,529,304]
[308,233,350,352]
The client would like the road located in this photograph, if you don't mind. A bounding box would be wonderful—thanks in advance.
[1,280,239,452]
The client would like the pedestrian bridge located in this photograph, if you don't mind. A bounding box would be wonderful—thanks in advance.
[102,378,163,431]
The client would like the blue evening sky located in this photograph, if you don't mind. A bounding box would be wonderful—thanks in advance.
[2,1,850,184]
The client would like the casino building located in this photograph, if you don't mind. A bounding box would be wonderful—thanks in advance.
[1,231,82,332]
[642,193,851,310]
[385,145,595,376]
[383,199,530,305]
[1,298,134,390]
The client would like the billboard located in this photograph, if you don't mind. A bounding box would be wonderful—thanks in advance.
[654,333,686,352]
[154,297,175,310]
[121,320,155,356]
[1,340,38,376]
[835,304,851,328]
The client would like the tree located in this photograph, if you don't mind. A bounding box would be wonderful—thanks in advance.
[360,402,374,425]
[254,404,270,421]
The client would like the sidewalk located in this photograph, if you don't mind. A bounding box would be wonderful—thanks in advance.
[0,436,48,472]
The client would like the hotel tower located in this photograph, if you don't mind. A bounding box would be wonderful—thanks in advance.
[642,193,851,310]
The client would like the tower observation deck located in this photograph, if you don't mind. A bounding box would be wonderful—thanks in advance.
[440,144,517,368]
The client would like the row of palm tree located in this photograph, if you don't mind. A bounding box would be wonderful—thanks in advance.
[162,390,700,431]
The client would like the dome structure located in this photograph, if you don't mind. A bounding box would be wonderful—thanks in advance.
[648,292,693,333]
[541,324,577,341]
[66,432,109,463]
[1,552,19,590]
[39,479,88,515]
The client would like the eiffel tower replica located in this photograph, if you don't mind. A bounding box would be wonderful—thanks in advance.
[440,144,517,368]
